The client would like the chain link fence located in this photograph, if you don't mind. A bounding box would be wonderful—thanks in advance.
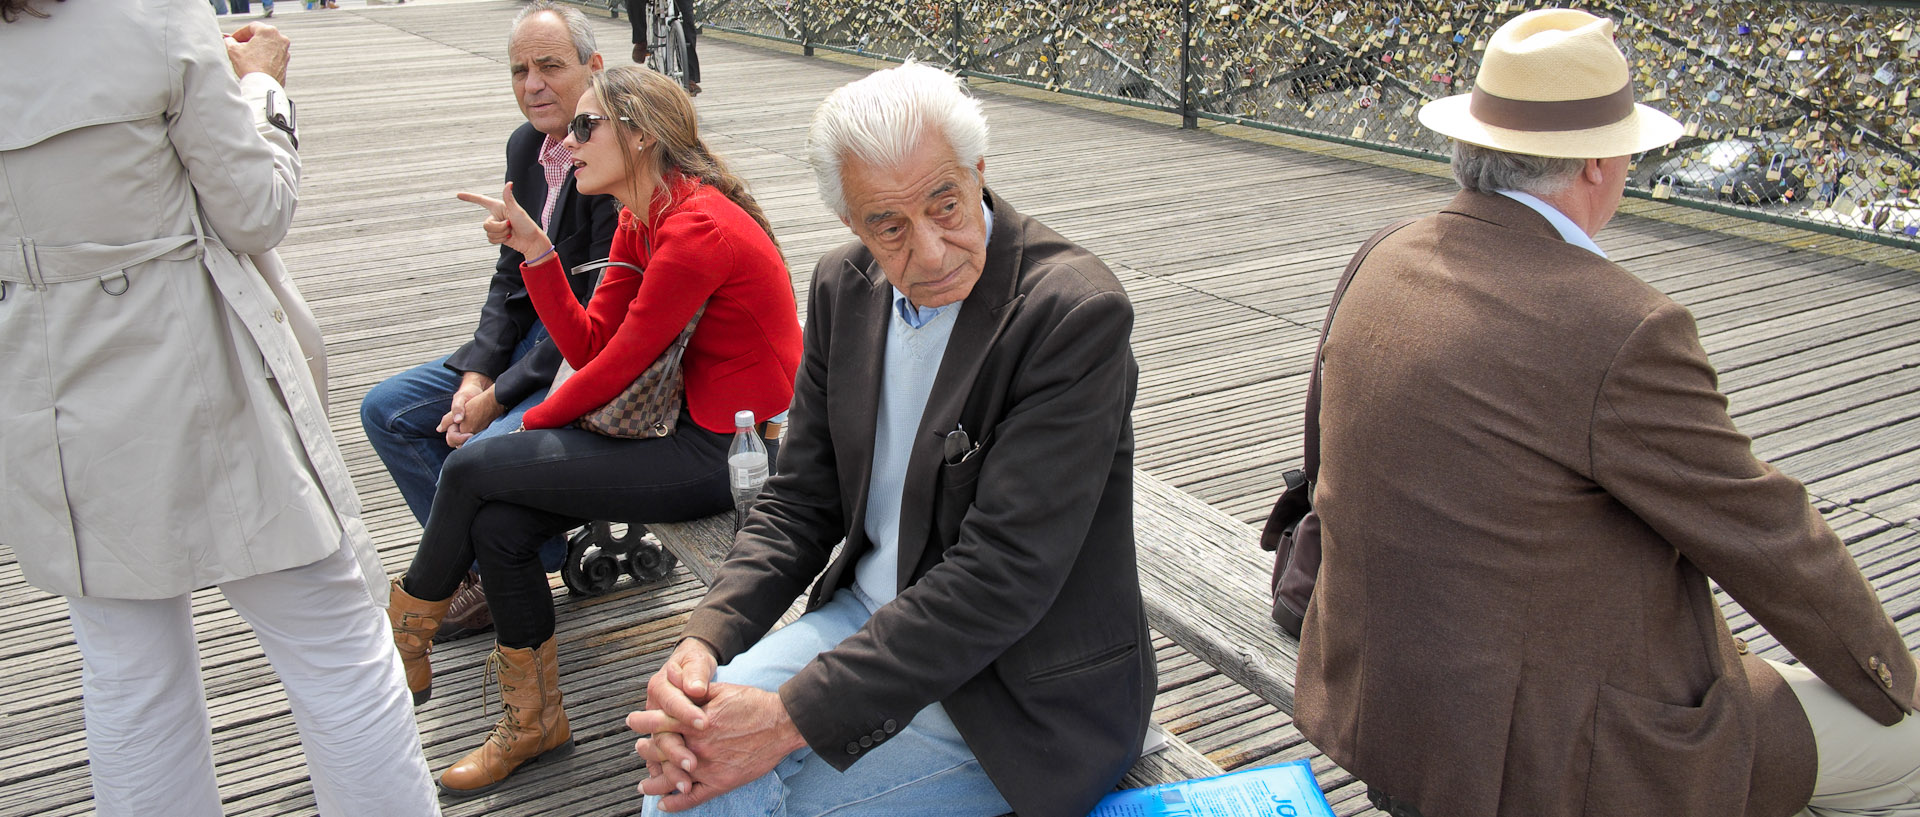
[580,0,1920,246]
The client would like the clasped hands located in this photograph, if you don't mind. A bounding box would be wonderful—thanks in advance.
[628,638,808,811]
[438,372,502,448]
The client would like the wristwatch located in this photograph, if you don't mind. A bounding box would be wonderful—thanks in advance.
[265,89,298,149]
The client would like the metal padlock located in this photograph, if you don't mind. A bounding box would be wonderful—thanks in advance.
[1653,174,1675,199]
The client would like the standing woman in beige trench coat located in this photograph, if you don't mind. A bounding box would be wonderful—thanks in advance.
[0,0,438,813]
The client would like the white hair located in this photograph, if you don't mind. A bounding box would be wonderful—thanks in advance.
[806,62,990,220]
[1451,140,1584,197]
[511,1,598,65]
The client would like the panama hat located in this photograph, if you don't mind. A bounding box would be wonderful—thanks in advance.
[1418,8,1682,159]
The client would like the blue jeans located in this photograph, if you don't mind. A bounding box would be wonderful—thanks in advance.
[359,326,565,569]
[642,587,1010,817]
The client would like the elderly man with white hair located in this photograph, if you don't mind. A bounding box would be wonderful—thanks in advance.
[626,62,1155,817]
[1294,8,1920,817]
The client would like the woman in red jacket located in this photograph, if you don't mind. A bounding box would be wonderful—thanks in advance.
[389,65,802,797]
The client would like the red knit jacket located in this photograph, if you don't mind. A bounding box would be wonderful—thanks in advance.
[521,176,802,434]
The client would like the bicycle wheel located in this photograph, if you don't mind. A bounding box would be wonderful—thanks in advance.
[660,21,687,89]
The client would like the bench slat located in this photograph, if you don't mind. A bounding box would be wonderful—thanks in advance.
[1133,470,1302,715]
[647,513,736,586]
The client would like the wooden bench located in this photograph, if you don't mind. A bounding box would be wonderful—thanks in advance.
[637,468,1307,791]
[649,470,1301,712]
[1130,469,1302,715]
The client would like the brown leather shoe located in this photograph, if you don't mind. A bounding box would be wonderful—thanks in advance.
[632,44,648,64]
[433,572,493,644]
[438,638,573,796]
[388,578,452,706]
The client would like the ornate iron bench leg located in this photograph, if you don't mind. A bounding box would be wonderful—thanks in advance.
[562,522,679,597]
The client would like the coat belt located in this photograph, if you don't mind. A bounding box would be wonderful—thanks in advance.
[0,234,200,290]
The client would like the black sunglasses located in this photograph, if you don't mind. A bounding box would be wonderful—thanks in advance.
[569,113,633,143]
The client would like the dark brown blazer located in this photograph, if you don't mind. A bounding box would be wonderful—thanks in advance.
[1296,191,1917,817]
[683,191,1154,817]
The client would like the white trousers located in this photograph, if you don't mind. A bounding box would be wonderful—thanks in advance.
[1772,659,1920,817]
[65,545,440,817]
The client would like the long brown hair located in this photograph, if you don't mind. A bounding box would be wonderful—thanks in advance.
[1,0,62,22]
[589,65,780,248]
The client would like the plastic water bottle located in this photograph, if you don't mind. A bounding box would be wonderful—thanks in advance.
[728,410,770,530]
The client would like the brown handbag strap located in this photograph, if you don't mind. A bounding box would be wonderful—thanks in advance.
[1301,217,1419,481]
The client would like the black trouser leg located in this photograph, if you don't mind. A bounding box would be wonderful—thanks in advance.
[405,421,732,646]
[677,0,699,83]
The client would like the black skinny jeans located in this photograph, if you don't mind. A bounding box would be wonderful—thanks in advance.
[403,415,761,648]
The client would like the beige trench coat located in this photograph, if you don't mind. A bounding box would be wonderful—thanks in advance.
[0,0,381,603]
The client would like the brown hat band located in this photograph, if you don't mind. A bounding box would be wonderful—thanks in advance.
[1468,83,1635,132]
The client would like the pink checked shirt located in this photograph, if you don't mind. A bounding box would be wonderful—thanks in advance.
[537,135,575,232]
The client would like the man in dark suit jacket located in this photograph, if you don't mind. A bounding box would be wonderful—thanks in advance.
[359,2,619,633]
[1296,10,1920,817]
[627,63,1153,817]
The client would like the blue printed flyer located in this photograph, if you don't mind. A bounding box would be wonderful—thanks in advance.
[1089,758,1336,817]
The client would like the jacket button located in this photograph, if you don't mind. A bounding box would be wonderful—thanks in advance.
[272,308,285,323]
[1871,656,1893,688]
[871,729,886,742]
[883,719,898,733]
[1733,638,1748,655]
[845,742,860,755]
[859,735,873,748]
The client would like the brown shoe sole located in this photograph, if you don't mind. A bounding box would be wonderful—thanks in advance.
[435,739,576,798]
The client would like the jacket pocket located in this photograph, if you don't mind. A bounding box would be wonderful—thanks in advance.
[1025,641,1140,685]
[1582,676,1745,817]
[708,347,763,380]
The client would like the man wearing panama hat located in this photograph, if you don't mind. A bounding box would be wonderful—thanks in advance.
[1294,8,1920,817]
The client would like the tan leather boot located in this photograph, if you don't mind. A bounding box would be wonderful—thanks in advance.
[437,637,573,797]
[388,578,452,706]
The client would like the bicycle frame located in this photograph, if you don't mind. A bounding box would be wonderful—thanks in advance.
[638,0,690,92]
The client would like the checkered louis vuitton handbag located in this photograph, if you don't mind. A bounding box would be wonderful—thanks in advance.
[552,259,708,439]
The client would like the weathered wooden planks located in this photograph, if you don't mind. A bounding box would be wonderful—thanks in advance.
[2,2,1915,816]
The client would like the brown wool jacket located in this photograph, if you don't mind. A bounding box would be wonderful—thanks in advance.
[1296,191,1917,817]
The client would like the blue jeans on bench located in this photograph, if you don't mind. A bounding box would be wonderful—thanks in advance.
[359,327,564,570]
[642,586,1011,817]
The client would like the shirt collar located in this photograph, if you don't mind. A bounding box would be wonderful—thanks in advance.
[538,134,574,168]
[889,199,994,328]
[1495,189,1607,259]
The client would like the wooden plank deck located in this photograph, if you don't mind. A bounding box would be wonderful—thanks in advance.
[2,1,1916,814]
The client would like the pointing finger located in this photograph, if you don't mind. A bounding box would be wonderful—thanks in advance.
[455,191,505,215]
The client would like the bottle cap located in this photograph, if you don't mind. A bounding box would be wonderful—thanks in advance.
[735,409,756,427]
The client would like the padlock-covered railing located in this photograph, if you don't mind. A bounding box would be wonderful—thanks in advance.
[596,0,1920,246]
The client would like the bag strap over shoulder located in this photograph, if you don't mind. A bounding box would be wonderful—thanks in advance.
[570,258,644,279]
[1259,216,1417,552]
[1301,216,1420,480]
